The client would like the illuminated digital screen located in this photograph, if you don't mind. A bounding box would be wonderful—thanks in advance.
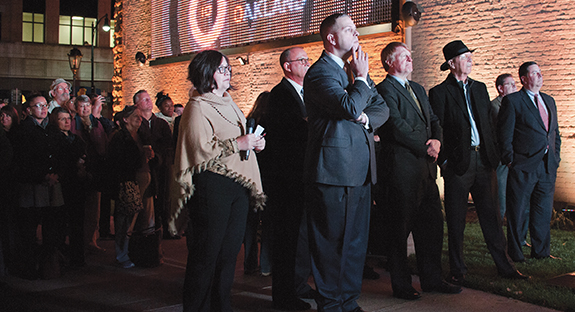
[151,0,392,59]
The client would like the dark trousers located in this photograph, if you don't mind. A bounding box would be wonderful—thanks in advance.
[183,171,250,312]
[443,150,515,277]
[306,183,371,312]
[243,208,272,274]
[385,175,444,291]
[294,211,313,296]
[15,206,67,278]
[506,159,556,261]
[65,191,86,266]
[268,178,306,303]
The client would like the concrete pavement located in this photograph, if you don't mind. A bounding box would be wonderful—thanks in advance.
[0,238,558,312]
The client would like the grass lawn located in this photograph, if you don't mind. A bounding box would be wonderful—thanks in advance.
[443,221,575,310]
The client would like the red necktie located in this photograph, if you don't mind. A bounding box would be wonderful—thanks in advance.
[535,94,549,131]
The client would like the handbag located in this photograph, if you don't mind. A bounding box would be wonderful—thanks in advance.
[117,181,144,215]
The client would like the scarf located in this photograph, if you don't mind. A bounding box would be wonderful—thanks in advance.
[169,91,265,234]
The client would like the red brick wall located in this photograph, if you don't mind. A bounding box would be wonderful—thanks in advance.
[410,0,575,203]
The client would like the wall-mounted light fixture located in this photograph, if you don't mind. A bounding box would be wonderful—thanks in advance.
[402,1,422,27]
[136,52,147,65]
[394,1,422,33]
[237,56,249,65]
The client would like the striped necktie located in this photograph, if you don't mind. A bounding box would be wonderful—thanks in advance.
[405,81,422,113]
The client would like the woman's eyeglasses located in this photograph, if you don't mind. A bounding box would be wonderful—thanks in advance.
[216,65,232,74]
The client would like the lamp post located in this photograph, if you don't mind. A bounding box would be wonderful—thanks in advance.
[91,14,110,94]
[68,47,83,95]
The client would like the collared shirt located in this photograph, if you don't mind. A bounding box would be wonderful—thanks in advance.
[457,78,480,147]
[286,77,304,102]
[390,75,417,100]
[525,89,549,115]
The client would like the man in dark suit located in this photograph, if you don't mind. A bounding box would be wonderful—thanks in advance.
[498,61,561,262]
[429,40,528,285]
[376,42,460,300]
[303,13,389,312]
[257,47,314,310]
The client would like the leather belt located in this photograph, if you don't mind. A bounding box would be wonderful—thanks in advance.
[469,145,480,151]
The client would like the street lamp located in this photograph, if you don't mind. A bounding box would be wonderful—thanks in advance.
[91,14,110,94]
[68,47,83,95]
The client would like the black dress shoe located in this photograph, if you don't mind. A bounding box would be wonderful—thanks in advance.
[500,270,531,280]
[422,281,462,294]
[393,288,421,300]
[298,289,320,300]
[272,298,311,311]
[446,274,466,286]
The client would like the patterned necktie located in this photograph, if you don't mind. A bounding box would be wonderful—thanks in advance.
[405,81,422,113]
[534,94,549,131]
[344,62,354,84]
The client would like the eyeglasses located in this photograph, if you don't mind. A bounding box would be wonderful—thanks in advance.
[78,103,92,108]
[216,65,232,74]
[31,103,48,109]
[58,116,72,121]
[286,58,312,65]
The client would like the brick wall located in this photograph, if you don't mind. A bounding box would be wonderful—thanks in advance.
[121,0,575,203]
[410,0,575,203]
[120,0,401,110]
[120,1,401,112]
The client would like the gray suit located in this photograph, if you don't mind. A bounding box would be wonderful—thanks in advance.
[303,51,388,312]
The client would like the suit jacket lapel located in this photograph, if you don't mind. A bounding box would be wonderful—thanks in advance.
[320,51,349,88]
[521,88,546,131]
[281,77,307,119]
[541,92,556,131]
[445,78,470,125]
[411,80,430,123]
[387,76,425,122]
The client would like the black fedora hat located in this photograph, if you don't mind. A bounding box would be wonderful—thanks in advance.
[440,40,475,71]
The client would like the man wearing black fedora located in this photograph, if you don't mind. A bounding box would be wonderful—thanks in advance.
[429,40,529,284]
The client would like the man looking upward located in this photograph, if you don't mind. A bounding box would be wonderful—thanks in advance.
[303,13,389,312]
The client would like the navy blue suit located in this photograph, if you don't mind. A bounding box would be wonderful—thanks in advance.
[497,88,560,260]
[303,51,388,312]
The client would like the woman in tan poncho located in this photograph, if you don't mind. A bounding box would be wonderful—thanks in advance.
[174,50,266,312]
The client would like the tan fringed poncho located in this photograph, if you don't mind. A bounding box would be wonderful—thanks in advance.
[169,90,265,235]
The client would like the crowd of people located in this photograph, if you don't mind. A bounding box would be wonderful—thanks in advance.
[0,12,561,312]
[0,79,184,278]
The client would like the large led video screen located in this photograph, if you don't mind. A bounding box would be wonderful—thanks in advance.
[151,0,392,59]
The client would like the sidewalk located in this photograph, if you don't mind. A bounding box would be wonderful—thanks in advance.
[0,238,558,312]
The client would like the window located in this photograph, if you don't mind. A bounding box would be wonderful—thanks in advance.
[59,15,97,45]
[59,15,114,47]
[108,20,115,48]
[22,12,45,43]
